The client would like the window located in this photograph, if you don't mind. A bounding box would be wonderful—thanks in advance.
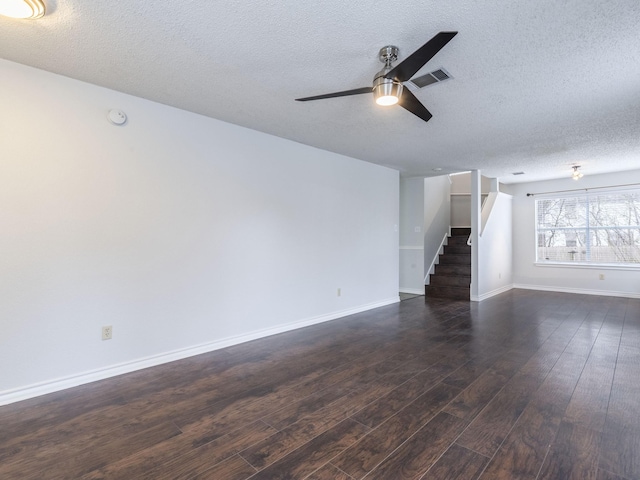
[535,189,640,266]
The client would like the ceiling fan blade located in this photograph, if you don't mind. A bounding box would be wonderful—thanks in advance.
[295,87,372,102]
[398,89,433,123]
[385,32,458,82]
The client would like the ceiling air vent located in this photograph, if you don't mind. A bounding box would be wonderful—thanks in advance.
[410,68,452,88]
[512,172,525,176]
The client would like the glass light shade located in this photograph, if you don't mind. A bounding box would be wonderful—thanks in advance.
[571,167,584,180]
[374,80,403,106]
[376,94,399,106]
[0,0,45,19]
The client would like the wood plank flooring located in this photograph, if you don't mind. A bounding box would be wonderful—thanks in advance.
[1,289,639,479]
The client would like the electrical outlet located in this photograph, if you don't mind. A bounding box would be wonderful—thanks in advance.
[102,325,112,340]
[337,288,341,297]
[599,274,605,280]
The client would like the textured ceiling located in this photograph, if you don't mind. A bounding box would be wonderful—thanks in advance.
[1,0,639,183]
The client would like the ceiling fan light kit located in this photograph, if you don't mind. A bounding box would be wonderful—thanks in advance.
[296,31,458,123]
[373,78,403,106]
[0,0,45,19]
[572,165,584,180]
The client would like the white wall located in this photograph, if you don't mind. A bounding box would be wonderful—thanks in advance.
[451,195,471,227]
[450,173,490,227]
[474,192,513,301]
[508,169,640,298]
[423,175,451,284]
[0,59,400,404]
[399,178,425,293]
[449,173,492,194]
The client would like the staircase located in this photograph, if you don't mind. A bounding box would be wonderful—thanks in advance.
[425,227,471,300]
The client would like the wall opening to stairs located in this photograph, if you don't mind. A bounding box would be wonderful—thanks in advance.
[400,171,513,302]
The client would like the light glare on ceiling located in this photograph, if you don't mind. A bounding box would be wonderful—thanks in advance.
[0,0,45,19]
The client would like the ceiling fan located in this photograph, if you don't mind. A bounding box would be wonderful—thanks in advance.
[295,32,458,123]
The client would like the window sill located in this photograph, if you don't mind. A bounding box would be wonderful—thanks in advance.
[534,262,640,271]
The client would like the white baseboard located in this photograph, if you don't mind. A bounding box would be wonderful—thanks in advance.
[399,288,424,295]
[471,284,514,302]
[512,284,640,299]
[0,297,399,406]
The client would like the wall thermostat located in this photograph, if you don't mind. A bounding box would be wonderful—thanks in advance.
[107,109,127,125]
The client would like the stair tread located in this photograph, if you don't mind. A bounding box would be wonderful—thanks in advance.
[430,275,471,280]
[435,267,471,274]
[447,238,470,246]
[435,273,471,278]
[427,285,469,290]
[425,284,469,300]
[429,279,471,287]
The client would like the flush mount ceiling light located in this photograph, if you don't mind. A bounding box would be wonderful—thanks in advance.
[571,165,584,181]
[0,0,45,19]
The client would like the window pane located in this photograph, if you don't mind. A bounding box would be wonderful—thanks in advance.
[538,229,587,262]
[590,228,640,263]
[535,189,640,265]
[537,197,587,228]
[589,193,640,228]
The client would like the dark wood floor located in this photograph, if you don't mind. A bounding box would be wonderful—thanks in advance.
[1,289,639,480]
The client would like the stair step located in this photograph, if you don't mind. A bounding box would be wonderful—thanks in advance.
[451,227,471,236]
[435,264,471,276]
[439,254,471,265]
[444,244,471,255]
[429,275,471,287]
[425,285,469,300]
[447,236,470,246]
